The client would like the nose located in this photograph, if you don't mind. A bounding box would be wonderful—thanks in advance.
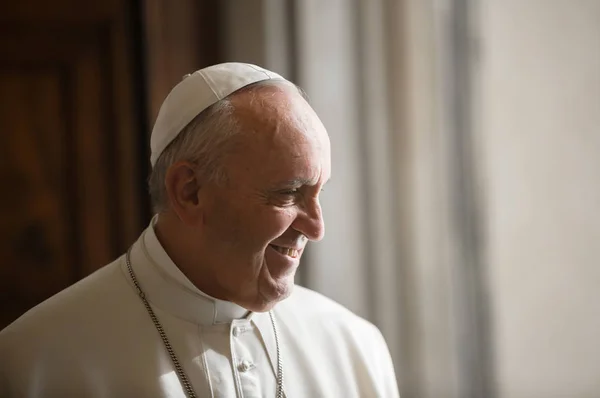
[292,197,325,241]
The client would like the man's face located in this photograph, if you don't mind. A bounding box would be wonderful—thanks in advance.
[197,86,331,312]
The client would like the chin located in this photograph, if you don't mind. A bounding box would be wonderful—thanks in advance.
[253,276,295,312]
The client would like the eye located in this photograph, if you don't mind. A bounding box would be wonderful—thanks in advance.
[272,188,302,207]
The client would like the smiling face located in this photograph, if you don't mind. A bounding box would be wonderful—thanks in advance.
[192,84,331,311]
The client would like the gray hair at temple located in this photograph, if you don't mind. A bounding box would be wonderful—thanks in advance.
[148,80,308,214]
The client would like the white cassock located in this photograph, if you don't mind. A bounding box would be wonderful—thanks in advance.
[0,221,400,397]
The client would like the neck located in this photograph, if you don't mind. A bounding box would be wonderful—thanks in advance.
[154,212,227,301]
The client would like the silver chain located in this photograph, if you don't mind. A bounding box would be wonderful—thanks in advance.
[269,310,284,398]
[125,247,284,398]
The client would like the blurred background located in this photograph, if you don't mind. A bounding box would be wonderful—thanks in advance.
[1,0,599,397]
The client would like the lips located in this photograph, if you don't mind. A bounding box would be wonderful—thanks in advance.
[269,244,300,259]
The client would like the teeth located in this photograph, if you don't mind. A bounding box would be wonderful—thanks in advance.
[273,246,299,258]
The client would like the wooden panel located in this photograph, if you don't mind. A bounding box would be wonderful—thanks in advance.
[0,0,123,22]
[73,37,115,274]
[0,0,144,328]
[0,70,72,325]
[143,0,221,121]
[0,0,223,329]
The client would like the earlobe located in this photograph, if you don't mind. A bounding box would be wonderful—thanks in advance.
[164,161,203,225]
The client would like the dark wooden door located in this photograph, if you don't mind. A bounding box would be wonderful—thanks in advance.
[0,0,147,328]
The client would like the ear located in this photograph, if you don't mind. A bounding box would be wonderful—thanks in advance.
[164,161,204,225]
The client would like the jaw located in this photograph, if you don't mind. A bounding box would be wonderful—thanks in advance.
[253,259,295,311]
[219,244,300,311]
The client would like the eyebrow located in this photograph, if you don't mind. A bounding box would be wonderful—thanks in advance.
[271,178,330,189]
[272,178,313,188]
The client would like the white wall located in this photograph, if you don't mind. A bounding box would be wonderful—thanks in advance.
[479,1,600,397]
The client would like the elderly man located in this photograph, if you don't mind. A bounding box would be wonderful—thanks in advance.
[0,63,399,397]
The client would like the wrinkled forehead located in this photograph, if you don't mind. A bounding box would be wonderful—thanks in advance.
[230,83,328,143]
[224,86,330,182]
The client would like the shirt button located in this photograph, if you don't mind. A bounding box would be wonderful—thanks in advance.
[233,327,241,337]
[238,360,254,372]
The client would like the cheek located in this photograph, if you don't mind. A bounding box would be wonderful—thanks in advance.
[252,208,296,240]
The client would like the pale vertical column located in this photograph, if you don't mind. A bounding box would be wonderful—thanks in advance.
[293,0,369,318]
[434,0,496,397]
[356,0,402,384]
[390,0,461,396]
[220,0,293,78]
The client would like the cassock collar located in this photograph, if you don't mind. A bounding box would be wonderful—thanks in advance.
[124,217,251,325]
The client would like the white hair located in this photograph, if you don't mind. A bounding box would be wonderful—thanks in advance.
[148,80,307,214]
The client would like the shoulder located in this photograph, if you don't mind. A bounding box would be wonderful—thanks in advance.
[0,255,152,396]
[278,284,382,338]
[281,284,355,316]
[0,256,130,345]
[274,285,398,393]
[281,285,361,318]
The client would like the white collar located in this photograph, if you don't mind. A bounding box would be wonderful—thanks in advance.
[124,218,251,325]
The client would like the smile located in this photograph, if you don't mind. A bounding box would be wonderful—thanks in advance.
[269,245,300,258]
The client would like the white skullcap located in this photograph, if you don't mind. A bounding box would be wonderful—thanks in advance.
[150,62,286,167]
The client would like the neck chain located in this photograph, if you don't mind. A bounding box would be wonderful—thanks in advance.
[125,247,284,398]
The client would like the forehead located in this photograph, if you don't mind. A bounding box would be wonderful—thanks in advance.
[226,86,330,184]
